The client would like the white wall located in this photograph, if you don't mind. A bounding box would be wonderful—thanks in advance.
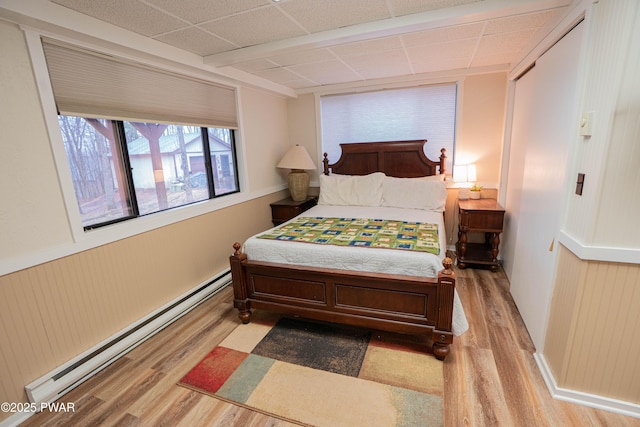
[239,87,292,191]
[0,20,73,259]
[591,4,640,249]
[457,73,507,187]
[287,94,319,183]
[562,1,639,251]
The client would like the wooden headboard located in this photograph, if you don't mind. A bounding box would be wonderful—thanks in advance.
[322,140,446,178]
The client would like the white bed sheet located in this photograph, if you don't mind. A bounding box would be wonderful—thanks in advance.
[243,204,468,335]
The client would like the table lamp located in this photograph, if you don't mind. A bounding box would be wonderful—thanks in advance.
[277,144,317,201]
[453,164,477,200]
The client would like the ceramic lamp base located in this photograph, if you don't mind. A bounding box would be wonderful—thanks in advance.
[287,169,309,201]
[458,188,470,200]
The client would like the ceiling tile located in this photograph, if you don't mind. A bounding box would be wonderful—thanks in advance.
[47,0,568,91]
[288,60,363,85]
[254,67,303,83]
[331,37,403,57]
[282,78,322,89]
[146,0,269,24]
[269,48,336,67]
[277,0,391,33]
[484,10,557,35]
[339,50,413,80]
[406,38,476,62]
[219,63,320,87]
[389,0,482,17]
[154,27,238,56]
[407,38,477,73]
[199,6,305,47]
[402,22,484,46]
[412,57,469,74]
[474,29,539,57]
[233,58,281,73]
[51,0,187,37]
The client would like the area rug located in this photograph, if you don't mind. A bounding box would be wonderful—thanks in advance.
[179,313,443,427]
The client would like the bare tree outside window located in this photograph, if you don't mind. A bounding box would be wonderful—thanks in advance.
[59,116,133,227]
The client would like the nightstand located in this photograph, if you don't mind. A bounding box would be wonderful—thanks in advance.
[456,199,505,272]
[270,196,317,226]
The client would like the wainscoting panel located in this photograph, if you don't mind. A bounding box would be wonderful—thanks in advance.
[0,193,281,423]
[543,245,585,380]
[545,245,640,404]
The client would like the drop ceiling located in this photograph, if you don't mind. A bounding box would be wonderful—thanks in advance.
[32,1,573,92]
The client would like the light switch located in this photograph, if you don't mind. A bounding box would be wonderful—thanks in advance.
[579,111,593,136]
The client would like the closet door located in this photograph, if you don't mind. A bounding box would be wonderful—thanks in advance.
[505,22,584,351]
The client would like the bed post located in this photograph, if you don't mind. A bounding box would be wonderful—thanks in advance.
[229,242,252,324]
[439,148,447,176]
[322,153,330,175]
[432,257,455,360]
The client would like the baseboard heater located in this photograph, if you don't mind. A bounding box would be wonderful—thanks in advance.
[25,270,231,406]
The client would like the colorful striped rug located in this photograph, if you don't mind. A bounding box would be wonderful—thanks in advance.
[179,312,443,427]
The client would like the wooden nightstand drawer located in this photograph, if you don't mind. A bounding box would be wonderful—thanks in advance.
[270,196,317,226]
[460,210,504,231]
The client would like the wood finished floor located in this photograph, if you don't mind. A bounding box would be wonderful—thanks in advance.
[21,266,640,427]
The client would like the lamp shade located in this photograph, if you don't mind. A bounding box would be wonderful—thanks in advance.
[453,163,477,201]
[467,164,477,182]
[453,164,476,183]
[277,145,316,170]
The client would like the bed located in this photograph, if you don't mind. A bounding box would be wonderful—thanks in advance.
[229,140,466,360]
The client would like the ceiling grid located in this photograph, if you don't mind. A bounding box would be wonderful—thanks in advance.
[48,0,571,91]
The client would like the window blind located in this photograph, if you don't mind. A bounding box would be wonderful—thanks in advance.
[320,84,457,169]
[42,39,238,129]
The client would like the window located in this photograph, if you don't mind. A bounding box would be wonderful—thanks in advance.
[42,39,241,230]
[59,116,239,229]
[208,128,239,196]
[320,84,457,172]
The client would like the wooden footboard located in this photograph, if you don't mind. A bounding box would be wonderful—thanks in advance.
[229,242,456,360]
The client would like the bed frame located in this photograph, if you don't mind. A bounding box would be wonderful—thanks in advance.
[229,140,456,360]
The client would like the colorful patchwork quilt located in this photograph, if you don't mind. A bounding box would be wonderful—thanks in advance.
[257,216,440,255]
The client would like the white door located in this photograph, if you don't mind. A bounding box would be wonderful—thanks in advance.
[506,22,584,351]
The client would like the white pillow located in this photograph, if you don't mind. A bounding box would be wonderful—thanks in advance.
[318,172,385,206]
[381,176,447,212]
